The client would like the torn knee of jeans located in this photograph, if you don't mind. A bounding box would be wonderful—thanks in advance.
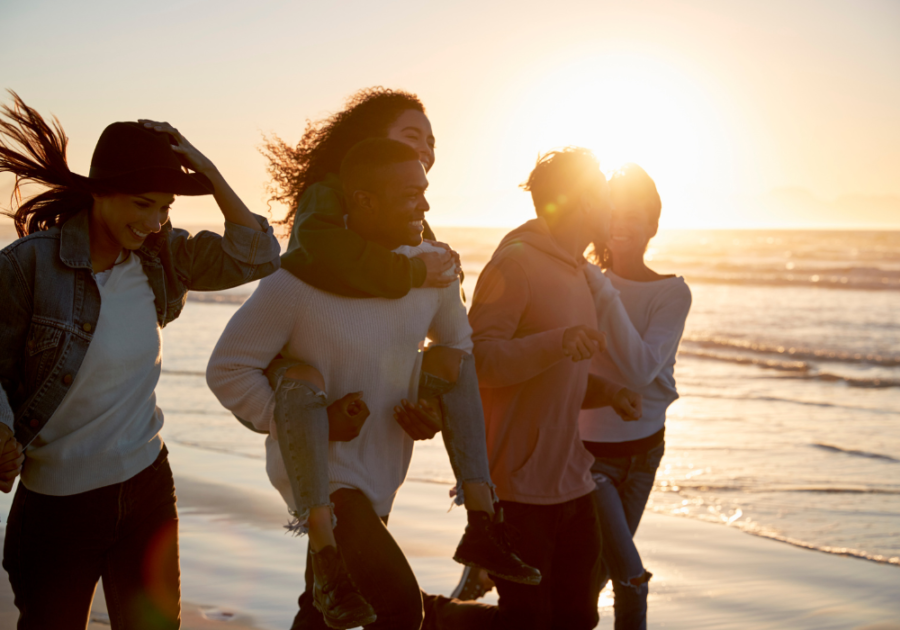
[620,570,652,589]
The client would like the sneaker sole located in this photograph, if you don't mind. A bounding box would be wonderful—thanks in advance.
[452,552,542,586]
[314,602,378,629]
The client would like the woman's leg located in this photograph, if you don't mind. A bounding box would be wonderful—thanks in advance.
[421,347,540,586]
[102,449,180,630]
[421,347,494,509]
[607,443,664,630]
[3,481,108,629]
[271,362,375,629]
[592,444,664,630]
[271,362,335,549]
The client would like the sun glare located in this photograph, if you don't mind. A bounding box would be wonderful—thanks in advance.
[497,52,735,228]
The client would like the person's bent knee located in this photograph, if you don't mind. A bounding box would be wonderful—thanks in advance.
[283,364,326,392]
[422,346,468,383]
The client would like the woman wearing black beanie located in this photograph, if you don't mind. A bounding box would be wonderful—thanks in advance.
[0,91,280,629]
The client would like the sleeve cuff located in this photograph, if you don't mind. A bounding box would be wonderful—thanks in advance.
[222,214,282,265]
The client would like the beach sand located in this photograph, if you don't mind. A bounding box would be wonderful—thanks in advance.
[1,440,898,629]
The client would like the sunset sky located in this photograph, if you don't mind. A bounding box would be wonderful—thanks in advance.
[1,0,898,229]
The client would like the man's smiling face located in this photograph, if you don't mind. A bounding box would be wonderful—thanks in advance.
[373,160,430,248]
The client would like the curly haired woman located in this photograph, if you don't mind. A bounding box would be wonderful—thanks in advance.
[264,87,458,296]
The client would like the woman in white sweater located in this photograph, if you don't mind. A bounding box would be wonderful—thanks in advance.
[580,164,691,630]
[0,95,280,628]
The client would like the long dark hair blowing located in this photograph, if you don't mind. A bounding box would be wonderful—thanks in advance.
[1,91,94,238]
[261,87,425,232]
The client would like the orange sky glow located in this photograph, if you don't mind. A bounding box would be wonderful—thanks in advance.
[1,0,898,230]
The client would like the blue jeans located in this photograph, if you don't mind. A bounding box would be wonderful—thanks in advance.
[418,352,494,506]
[273,351,494,533]
[591,442,665,630]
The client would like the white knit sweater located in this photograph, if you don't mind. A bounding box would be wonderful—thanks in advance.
[579,266,692,443]
[206,242,472,517]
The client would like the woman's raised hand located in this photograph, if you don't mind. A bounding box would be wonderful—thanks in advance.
[417,240,461,289]
[139,120,217,175]
[139,119,265,231]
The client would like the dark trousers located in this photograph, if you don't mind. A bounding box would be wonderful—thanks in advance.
[492,493,603,630]
[2,448,180,630]
[291,487,496,630]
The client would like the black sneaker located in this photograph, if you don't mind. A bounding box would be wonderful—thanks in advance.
[450,565,495,601]
[452,508,541,586]
[311,545,378,629]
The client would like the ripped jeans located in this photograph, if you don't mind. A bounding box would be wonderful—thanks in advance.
[591,442,665,630]
[271,351,494,533]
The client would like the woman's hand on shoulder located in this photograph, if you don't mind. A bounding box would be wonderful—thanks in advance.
[418,241,460,288]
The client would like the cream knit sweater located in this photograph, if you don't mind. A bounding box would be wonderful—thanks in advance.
[206,243,472,517]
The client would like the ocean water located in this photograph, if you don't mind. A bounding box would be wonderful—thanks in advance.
[2,226,898,572]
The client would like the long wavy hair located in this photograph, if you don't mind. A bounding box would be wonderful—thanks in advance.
[0,91,95,238]
[261,87,425,232]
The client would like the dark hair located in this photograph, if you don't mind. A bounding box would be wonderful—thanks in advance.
[340,138,420,204]
[521,147,604,221]
[261,87,426,233]
[0,91,94,237]
[609,163,661,225]
[592,163,661,268]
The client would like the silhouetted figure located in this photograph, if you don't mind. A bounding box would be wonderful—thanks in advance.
[580,164,692,630]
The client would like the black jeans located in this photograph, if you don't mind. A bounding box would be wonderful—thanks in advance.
[3,447,180,630]
[492,493,603,630]
[290,487,496,630]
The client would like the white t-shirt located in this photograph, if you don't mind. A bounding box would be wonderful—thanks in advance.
[22,252,164,495]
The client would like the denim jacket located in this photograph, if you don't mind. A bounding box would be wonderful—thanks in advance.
[0,208,281,445]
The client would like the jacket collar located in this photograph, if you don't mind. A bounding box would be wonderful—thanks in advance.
[58,209,94,270]
[59,207,172,269]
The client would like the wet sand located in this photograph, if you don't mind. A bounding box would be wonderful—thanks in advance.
[2,440,898,629]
